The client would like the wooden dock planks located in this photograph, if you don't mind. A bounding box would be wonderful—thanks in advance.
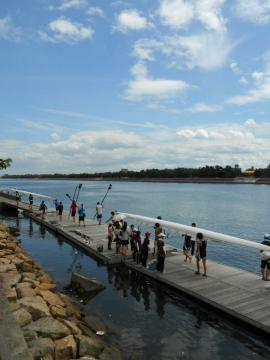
[1,194,270,336]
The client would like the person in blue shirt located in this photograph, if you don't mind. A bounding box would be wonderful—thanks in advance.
[78,204,86,226]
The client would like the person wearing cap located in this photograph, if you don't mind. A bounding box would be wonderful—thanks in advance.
[141,232,151,267]
[156,233,166,273]
[260,234,270,280]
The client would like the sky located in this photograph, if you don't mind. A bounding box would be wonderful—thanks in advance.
[0,0,270,174]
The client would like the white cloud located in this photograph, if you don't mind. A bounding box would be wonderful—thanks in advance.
[239,76,248,85]
[125,62,189,100]
[187,103,221,113]
[159,0,194,29]
[51,132,61,141]
[165,32,233,70]
[234,0,270,24]
[87,7,104,17]
[3,121,270,174]
[114,9,151,33]
[159,0,226,32]
[227,55,270,105]
[49,0,88,11]
[40,16,94,43]
[244,118,257,128]
[133,32,233,70]
[0,17,21,41]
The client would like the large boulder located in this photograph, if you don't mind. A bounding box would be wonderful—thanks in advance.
[76,335,105,358]
[25,317,70,339]
[19,296,50,319]
[28,337,54,359]
[60,319,82,335]
[0,263,16,272]
[69,273,105,298]
[55,335,77,360]
[50,304,67,318]
[16,283,36,298]
[40,290,65,307]
[99,345,123,360]
[0,271,21,288]
[83,316,107,335]
[13,307,32,327]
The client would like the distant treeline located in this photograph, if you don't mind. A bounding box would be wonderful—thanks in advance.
[2,165,270,179]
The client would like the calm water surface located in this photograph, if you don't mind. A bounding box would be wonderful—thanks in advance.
[1,179,270,359]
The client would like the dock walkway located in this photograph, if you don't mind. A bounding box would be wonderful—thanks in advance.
[1,194,270,337]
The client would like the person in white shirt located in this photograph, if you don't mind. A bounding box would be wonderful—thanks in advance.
[96,202,103,225]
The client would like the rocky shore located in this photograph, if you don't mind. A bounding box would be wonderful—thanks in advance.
[0,224,122,360]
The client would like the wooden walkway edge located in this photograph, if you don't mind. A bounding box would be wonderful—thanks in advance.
[1,194,270,338]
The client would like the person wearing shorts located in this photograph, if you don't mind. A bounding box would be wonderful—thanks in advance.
[78,204,86,226]
[195,232,207,277]
[260,234,270,280]
[96,202,103,225]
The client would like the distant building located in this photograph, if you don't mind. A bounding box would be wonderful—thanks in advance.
[242,168,255,176]
[120,168,128,173]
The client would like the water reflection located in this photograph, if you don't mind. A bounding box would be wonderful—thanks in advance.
[39,224,46,239]
[29,219,33,237]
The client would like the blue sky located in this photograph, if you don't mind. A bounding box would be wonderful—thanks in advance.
[0,0,270,174]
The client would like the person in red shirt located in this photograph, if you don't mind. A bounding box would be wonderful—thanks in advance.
[70,200,78,223]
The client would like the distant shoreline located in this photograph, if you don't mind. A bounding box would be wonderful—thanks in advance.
[2,177,270,184]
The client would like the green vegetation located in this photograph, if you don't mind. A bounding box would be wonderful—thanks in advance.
[0,158,12,170]
[2,164,270,179]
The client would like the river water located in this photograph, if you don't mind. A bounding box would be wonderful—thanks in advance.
[1,179,270,359]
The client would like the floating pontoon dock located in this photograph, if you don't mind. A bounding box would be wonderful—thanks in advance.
[1,192,270,337]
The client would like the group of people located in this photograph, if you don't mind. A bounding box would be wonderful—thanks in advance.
[106,212,167,273]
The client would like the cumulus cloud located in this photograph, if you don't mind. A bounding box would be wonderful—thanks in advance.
[0,17,21,41]
[234,0,270,24]
[114,9,152,33]
[87,7,104,17]
[125,62,189,100]
[132,32,233,70]
[187,103,221,113]
[159,0,226,32]
[49,0,88,11]
[39,16,94,43]
[3,121,270,174]
[244,118,257,128]
[227,55,270,105]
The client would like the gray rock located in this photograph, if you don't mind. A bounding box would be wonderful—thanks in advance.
[13,308,32,327]
[0,271,21,288]
[76,335,105,358]
[28,337,54,359]
[16,283,36,299]
[0,263,16,273]
[99,345,123,360]
[23,329,38,342]
[70,273,105,295]
[19,296,50,320]
[25,316,70,339]
[55,335,77,360]
[83,315,107,335]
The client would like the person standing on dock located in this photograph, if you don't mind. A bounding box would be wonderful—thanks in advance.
[195,232,207,277]
[153,223,162,256]
[39,200,47,219]
[260,234,270,280]
[54,199,59,214]
[96,202,103,225]
[58,201,64,221]
[156,233,166,273]
[29,193,33,211]
[70,200,78,223]
[78,204,86,226]
[107,223,114,250]
[141,232,151,267]
[15,191,20,206]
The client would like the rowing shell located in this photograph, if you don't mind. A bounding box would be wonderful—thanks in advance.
[10,188,52,200]
[119,212,270,252]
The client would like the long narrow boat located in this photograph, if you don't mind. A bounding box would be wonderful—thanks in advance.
[119,212,270,252]
[10,188,52,200]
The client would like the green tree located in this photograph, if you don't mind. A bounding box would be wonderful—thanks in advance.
[0,158,12,170]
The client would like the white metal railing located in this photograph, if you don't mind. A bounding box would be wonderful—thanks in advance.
[119,212,270,252]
